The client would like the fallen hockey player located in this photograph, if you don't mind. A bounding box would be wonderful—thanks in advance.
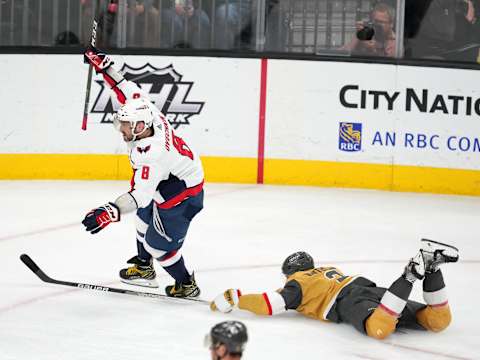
[211,239,459,339]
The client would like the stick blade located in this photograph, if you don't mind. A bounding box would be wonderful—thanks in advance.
[20,253,40,273]
[20,254,53,283]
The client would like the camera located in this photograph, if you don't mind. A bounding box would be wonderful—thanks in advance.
[356,21,385,42]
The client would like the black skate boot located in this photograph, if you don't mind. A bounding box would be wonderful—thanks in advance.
[403,251,425,283]
[420,239,459,273]
[165,273,200,298]
[119,256,158,288]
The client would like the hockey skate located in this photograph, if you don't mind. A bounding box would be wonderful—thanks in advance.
[119,256,158,288]
[165,273,200,298]
[403,251,426,282]
[420,239,459,273]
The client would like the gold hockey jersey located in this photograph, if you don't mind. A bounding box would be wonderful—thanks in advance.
[286,267,356,321]
[236,266,357,319]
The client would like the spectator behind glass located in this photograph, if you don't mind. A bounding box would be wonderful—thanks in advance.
[405,0,477,61]
[126,0,161,47]
[214,0,253,49]
[81,0,161,48]
[80,0,118,48]
[160,0,210,48]
[342,3,395,57]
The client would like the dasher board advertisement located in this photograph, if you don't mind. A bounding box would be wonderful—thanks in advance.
[266,60,480,171]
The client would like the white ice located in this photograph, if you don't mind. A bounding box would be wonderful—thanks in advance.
[1,181,479,360]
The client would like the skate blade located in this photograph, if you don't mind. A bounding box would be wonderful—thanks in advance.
[421,238,459,252]
[421,238,459,262]
[166,288,201,298]
[120,278,159,288]
[168,292,201,299]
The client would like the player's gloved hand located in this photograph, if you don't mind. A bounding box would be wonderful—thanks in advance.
[83,46,113,73]
[210,289,241,313]
[82,202,120,234]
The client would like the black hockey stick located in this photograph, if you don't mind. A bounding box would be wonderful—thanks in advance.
[20,254,209,305]
[81,0,100,131]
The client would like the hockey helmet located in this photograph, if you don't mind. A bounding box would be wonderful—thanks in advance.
[205,321,248,355]
[281,251,314,276]
[113,98,155,140]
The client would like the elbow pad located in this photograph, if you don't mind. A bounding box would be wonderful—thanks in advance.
[114,192,138,214]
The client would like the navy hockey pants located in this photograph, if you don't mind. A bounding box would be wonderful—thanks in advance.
[135,190,204,260]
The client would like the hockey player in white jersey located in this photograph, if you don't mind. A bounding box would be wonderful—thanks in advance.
[82,47,204,298]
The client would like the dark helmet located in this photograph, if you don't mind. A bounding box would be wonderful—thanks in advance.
[282,251,314,276]
[209,321,248,354]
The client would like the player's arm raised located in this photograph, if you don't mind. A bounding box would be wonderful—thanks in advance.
[84,46,148,105]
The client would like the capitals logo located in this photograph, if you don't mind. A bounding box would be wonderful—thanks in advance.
[339,122,362,152]
[91,63,204,129]
[137,145,151,154]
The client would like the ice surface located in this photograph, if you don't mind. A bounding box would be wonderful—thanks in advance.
[1,181,479,359]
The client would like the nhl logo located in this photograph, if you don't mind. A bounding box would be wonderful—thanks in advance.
[91,63,204,129]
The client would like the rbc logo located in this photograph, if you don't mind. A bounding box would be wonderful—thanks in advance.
[339,122,362,152]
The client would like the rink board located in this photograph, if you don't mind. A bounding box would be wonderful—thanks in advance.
[0,55,479,194]
[2,154,479,195]
[0,154,257,184]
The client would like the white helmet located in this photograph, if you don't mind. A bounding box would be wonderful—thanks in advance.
[113,98,155,141]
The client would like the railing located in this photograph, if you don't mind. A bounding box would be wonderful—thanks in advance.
[0,0,479,64]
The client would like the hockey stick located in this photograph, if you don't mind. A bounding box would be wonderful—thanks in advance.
[81,0,101,131]
[20,254,209,305]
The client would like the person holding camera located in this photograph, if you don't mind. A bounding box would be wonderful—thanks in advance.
[343,3,396,57]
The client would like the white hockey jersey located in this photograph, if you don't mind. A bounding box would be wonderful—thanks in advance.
[103,66,204,209]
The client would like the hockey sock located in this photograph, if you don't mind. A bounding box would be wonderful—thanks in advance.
[416,270,451,331]
[136,241,153,263]
[423,269,448,306]
[378,276,413,317]
[160,254,190,283]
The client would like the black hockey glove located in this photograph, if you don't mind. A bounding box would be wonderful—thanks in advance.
[82,202,120,234]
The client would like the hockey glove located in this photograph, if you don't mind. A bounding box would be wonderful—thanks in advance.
[82,202,120,234]
[83,46,113,73]
[210,289,241,313]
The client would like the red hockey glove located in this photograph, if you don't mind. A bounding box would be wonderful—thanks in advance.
[83,46,113,73]
[82,202,120,234]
